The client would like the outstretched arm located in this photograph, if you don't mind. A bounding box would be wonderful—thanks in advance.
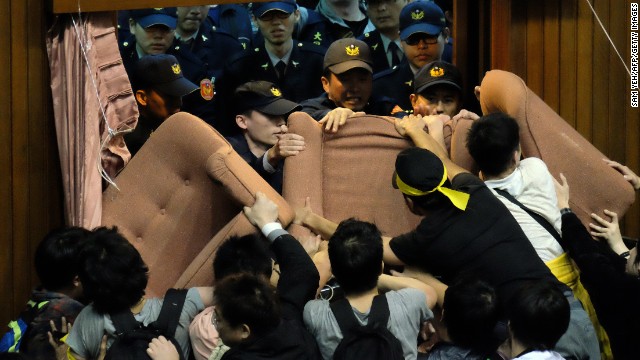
[390,268,447,309]
[378,273,438,309]
[294,197,339,240]
[554,173,628,256]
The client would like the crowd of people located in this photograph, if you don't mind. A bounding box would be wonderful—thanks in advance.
[2,1,640,360]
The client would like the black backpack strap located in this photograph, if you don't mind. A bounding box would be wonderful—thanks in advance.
[330,298,361,334]
[367,295,391,328]
[493,188,564,247]
[110,310,140,336]
[330,295,390,332]
[153,289,188,337]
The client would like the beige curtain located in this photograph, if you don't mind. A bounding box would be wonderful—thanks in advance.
[46,12,138,228]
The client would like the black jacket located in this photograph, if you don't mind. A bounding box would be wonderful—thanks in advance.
[226,134,283,194]
[221,233,321,360]
[560,212,640,360]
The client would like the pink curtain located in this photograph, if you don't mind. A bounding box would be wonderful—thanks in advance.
[46,12,138,228]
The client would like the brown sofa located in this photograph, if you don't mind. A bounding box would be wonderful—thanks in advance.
[282,112,423,239]
[102,112,294,296]
[478,69,636,224]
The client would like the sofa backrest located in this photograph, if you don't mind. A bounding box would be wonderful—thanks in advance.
[478,70,636,223]
[102,112,293,295]
[282,112,422,238]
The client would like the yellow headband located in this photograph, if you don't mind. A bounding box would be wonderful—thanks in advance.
[395,166,470,211]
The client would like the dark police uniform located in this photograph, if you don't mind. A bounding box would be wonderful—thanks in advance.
[358,30,400,74]
[120,29,242,127]
[208,4,254,51]
[372,60,414,114]
[215,41,325,134]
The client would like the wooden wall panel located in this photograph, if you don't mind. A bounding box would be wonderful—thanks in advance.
[543,0,560,112]
[559,0,578,128]
[485,0,640,237]
[591,0,610,151]
[0,0,14,328]
[0,0,64,328]
[11,0,32,320]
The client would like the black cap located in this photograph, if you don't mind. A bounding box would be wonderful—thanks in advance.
[130,8,177,29]
[323,38,373,74]
[399,1,446,40]
[414,61,462,94]
[392,147,444,193]
[135,54,198,97]
[252,0,297,17]
[234,81,301,116]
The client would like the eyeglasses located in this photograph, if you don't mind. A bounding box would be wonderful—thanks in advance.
[211,307,220,328]
[259,11,291,21]
[405,33,440,46]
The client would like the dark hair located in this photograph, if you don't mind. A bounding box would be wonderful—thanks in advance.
[78,227,149,314]
[213,234,272,281]
[443,275,499,353]
[466,112,520,177]
[214,273,280,338]
[328,218,383,295]
[322,68,334,82]
[508,281,570,350]
[34,227,90,291]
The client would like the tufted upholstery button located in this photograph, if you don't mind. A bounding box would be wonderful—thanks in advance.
[160,209,166,215]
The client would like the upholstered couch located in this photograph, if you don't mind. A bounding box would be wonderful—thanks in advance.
[102,112,294,295]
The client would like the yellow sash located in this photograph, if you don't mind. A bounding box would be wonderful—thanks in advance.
[546,253,613,360]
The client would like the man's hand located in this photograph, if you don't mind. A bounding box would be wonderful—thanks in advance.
[553,173,570,209]
[590,210,625,250]
[319,108,364,133]
[267,133,306,166]
[451,109,480,122]
[294,196,314,226]
[243,192,279,229]
[395,114,427,137]
[605,159,640,190]
[147,336,180,360]
[47,317,72,360]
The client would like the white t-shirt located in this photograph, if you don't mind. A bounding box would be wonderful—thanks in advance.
[485,157,565,262]
[514,350,566,359]
[303,288,432,360]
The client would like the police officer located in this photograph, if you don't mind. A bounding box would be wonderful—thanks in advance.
[359,0,408,74]
[300,38,399,132]
[372,1,448,113]
[125,54,198,157]
[218,0,325,133]
[174,6,245,129]
[120,8,222,129]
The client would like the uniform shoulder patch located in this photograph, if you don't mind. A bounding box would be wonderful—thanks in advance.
[297,41,326,56]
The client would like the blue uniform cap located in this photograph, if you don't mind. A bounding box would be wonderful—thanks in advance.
[253,1,297,18]
[399,1,446,40]
[130,8,177,29]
